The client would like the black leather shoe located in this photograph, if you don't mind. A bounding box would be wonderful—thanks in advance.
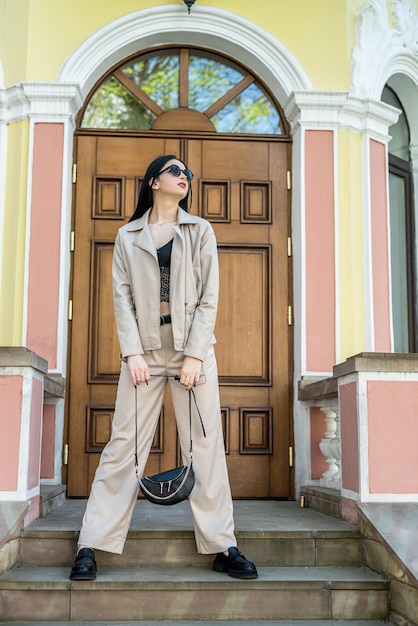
[213,546,258,579]
[70,547,97,580]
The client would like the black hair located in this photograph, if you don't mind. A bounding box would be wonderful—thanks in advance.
[129,154,191,222]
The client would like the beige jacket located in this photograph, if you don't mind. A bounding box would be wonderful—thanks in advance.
[112,208,218,362]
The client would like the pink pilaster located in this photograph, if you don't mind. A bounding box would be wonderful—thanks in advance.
[305,130,336,373]
[370,140,391,351]
[26,123,64,369]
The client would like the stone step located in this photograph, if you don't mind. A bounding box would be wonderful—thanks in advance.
[0,622,397,626]
[20,500,362,568]
[19,528,362,568]
[0,565,389,622]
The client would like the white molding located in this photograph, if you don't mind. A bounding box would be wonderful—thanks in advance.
[54,117,75,376]
[42,398,65,484]
[357,373,370,501]
[0,82,83,123]
[360,371,418,383]
[385,137,395,353]
[21,117,36,347]
[362,133,374,352]
[351,0,418,99]
[341,488,360,501]
[284,91,400,141]
[284,91,350,131]
[292,125,308,493]
[57,4,312,105]
[16,369,44,501]
[333,129,340,366]
[355,493,418,503]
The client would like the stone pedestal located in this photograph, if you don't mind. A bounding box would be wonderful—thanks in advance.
[336,353,418,523]
[0,348,47,523]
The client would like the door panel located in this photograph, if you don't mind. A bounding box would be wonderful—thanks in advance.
[66,134,292,498]
[188,139,291,497]
[217,244,271,383]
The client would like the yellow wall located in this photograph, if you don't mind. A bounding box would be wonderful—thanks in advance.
[0,0,30,83]
[338,130,365,360]
[0,122,29,346]
[0,0,414,357]
[0,0,367,90]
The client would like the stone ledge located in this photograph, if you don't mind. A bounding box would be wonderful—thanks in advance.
[334,352,418,378]
[0,501,29,550]
[298,352,418,402]
[40,485,66,518]
[0,347,48,373]
[358,503,418,588]
[0,501,29,573]
[300,486,342,519]
[44,374,65,398]
[298,376,337,401]
[359,503,418,626]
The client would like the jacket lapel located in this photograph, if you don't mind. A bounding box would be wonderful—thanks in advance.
[171,209,199,287]
[129,210,157,258]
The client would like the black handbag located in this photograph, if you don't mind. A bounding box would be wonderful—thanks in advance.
[135,384,205,505]
[139,464,195,505]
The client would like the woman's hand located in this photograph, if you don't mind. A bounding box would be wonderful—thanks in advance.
[127,354,150,387]
[180,356,202,390]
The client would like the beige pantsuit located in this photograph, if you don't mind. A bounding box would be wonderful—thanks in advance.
[78,324,236,555]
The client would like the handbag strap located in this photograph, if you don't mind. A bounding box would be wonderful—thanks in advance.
[134,381,206,476]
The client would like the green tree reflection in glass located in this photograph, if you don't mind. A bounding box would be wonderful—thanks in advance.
[189,52,244,112]
[80,49,283,134]
[212,83,282,134]
[121,51,180,111]
[82,76,156,129]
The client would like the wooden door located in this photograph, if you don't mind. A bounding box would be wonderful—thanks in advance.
[66,134,292,498]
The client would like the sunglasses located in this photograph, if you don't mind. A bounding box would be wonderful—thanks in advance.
[158,163,194,181]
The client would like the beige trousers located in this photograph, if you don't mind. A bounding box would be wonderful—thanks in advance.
[78,324,236,555]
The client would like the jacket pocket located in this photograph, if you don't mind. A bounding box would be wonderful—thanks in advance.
[184,302,197,344]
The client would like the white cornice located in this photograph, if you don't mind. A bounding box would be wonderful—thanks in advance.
[0,82,83,123]
[284,91,350,129]
[57,4,312,106]
[284,91,400,141]
[351,0,418,98]
[340,96,400,139]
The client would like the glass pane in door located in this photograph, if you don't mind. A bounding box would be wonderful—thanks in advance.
[389,172,409,352]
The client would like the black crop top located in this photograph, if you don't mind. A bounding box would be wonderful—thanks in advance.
[157,238,173,302]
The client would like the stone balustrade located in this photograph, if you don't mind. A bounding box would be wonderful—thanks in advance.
[299,352,418,525]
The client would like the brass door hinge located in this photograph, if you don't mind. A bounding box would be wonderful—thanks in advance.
[72,163,77,183]
[287,237,292,257]
[70,231,75,252]
[287,305,293,326]
[63,444,69,465]
[289,446,294,468]
[286,170,292,190]
[68,300,73,321]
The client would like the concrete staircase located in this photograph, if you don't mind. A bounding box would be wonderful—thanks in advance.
[0,500,394,624]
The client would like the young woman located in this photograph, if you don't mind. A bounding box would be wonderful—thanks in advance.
[70,155,257,581]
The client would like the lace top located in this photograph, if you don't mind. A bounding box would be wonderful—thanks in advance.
[157,238,174,302]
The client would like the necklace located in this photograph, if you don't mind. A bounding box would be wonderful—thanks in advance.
[149,219,177,227]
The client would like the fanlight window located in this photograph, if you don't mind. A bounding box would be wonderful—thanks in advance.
[80,48,284,134]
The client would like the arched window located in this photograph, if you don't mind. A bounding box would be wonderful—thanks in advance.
[382,85,415,352]
[78,48,285,135]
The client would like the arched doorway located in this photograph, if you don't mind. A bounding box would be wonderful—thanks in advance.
[66,47,293,498]
[382,84,416,352]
